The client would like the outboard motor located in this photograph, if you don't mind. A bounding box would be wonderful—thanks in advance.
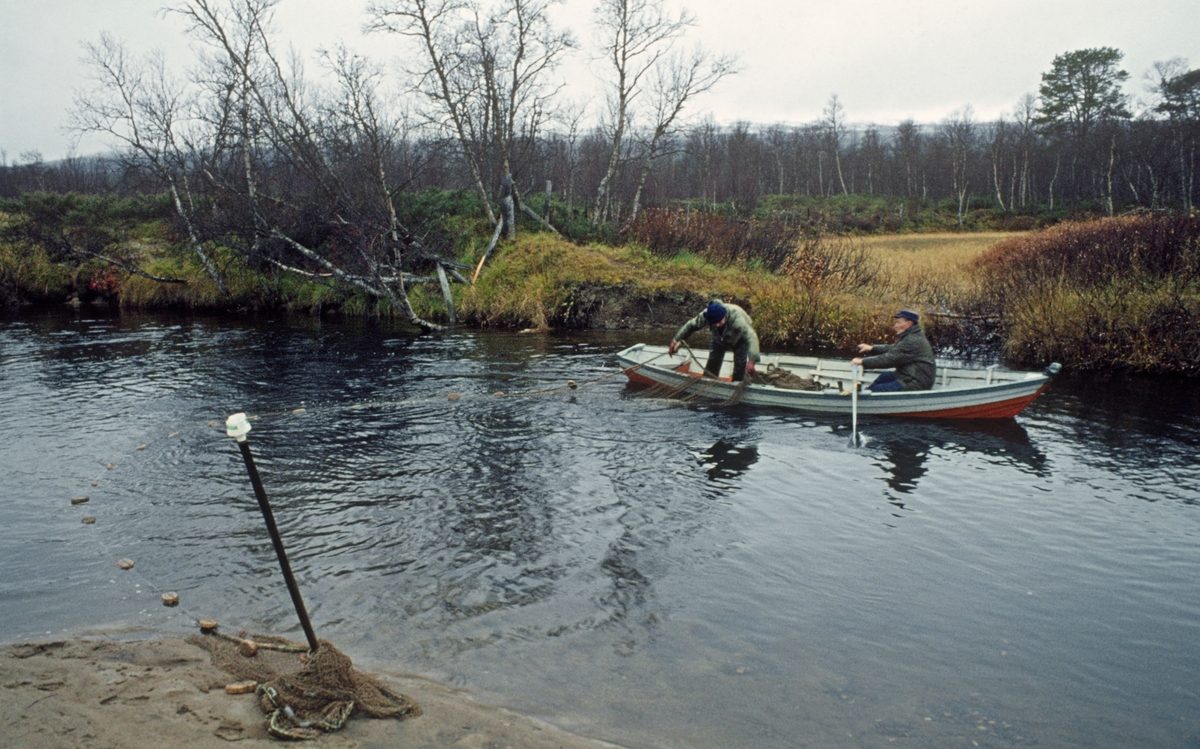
[1044,362,1062,376]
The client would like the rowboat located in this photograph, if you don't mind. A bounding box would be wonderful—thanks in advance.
[615,343,1059,419]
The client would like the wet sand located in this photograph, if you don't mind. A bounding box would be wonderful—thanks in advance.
[1,637,621,749]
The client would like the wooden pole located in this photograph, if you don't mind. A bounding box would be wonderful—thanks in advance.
[226,414,319,652]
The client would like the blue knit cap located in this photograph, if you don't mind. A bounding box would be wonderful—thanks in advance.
[705,301,727,324]
[893,309,919,323]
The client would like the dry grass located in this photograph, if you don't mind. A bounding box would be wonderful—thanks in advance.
[858,232,1022,257]
[974,217,1200,372]
[456,234,893,351]
[858,232,1023,310]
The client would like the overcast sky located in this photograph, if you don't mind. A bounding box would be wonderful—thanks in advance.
[1,0,1197,162]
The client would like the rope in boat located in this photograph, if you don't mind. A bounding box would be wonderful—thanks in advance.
[631,340,791,408]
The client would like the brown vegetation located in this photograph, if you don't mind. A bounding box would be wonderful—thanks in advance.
[974,215,1200,373]
[623,207,802,270]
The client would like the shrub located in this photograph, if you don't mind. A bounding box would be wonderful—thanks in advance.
[977,215,1200,294]
[623,207,801,271]
[974,215,1200,372]
[782,234,877,291]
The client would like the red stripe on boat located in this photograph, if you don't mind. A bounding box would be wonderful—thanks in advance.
[625,368,661,386]
[626,365,732,384]
[893,385,1048,419]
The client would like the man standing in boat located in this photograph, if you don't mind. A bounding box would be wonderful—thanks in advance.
[668,300,760,382]
[851,309,936,392]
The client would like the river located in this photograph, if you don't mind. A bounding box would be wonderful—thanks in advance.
[2,310,1198,748]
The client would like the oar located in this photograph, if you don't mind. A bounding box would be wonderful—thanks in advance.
[849,363,862,447]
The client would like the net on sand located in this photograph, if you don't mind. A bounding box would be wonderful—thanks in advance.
[190,630,421,740]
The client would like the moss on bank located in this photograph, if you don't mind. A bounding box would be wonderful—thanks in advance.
[453,233,892,349]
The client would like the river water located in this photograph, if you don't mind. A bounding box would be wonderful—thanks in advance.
[2,310,1198,748]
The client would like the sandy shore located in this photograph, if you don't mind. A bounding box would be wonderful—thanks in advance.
[1,637,621,749]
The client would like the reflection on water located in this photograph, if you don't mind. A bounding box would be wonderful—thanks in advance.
[698,440,759,481]
[2,310,1200,748]
[864,418,1047,497]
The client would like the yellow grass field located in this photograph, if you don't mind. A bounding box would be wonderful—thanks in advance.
[856,232,1024,311]
[858,231,1021,272]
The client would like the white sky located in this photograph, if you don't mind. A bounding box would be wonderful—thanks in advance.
[1,0,1197,162]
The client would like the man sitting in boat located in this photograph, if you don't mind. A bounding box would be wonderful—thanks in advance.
[851,309,936,392]
[668,301,761,382]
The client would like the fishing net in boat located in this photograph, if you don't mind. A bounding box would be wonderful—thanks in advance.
[189,628,420,740]
[754,363,823,391]
[629,351,822,408]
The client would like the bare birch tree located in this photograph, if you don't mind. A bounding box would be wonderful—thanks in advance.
[469,0,573,236]
[625,46,735,224]
[366,0,498,226]
[988,115,1010,211]
[1012,93,1038,207]
[367,0,571,239]
[590,0,693,225]
[70,33,230,294]
[823,94,849,195]
[941,106,975,229]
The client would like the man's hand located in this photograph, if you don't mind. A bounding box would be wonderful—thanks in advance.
[668,340,680,356]
[746,359,756,377]
[851,357,863,366]
[857,343,872,354]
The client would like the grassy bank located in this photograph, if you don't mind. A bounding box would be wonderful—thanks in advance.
[459,219,1200,375]
[451,233,895,350]
[4,191,1198,374]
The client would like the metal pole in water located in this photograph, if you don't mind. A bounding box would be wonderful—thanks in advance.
[850,364,861,447]
[225,413,320,652]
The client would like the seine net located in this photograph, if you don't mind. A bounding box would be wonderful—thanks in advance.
[190,630,421,740]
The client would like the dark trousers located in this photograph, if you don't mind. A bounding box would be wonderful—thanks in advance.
[868,371,905,392]
[705,336,750,382]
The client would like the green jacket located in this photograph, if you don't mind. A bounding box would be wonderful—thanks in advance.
[861,325,936,390]
[674,302,761,362]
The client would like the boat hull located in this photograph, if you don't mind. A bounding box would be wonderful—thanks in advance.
[616,344,1053,419]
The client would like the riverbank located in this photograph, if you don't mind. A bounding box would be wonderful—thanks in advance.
[0,636,618,749]
[4,193,1198,373]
